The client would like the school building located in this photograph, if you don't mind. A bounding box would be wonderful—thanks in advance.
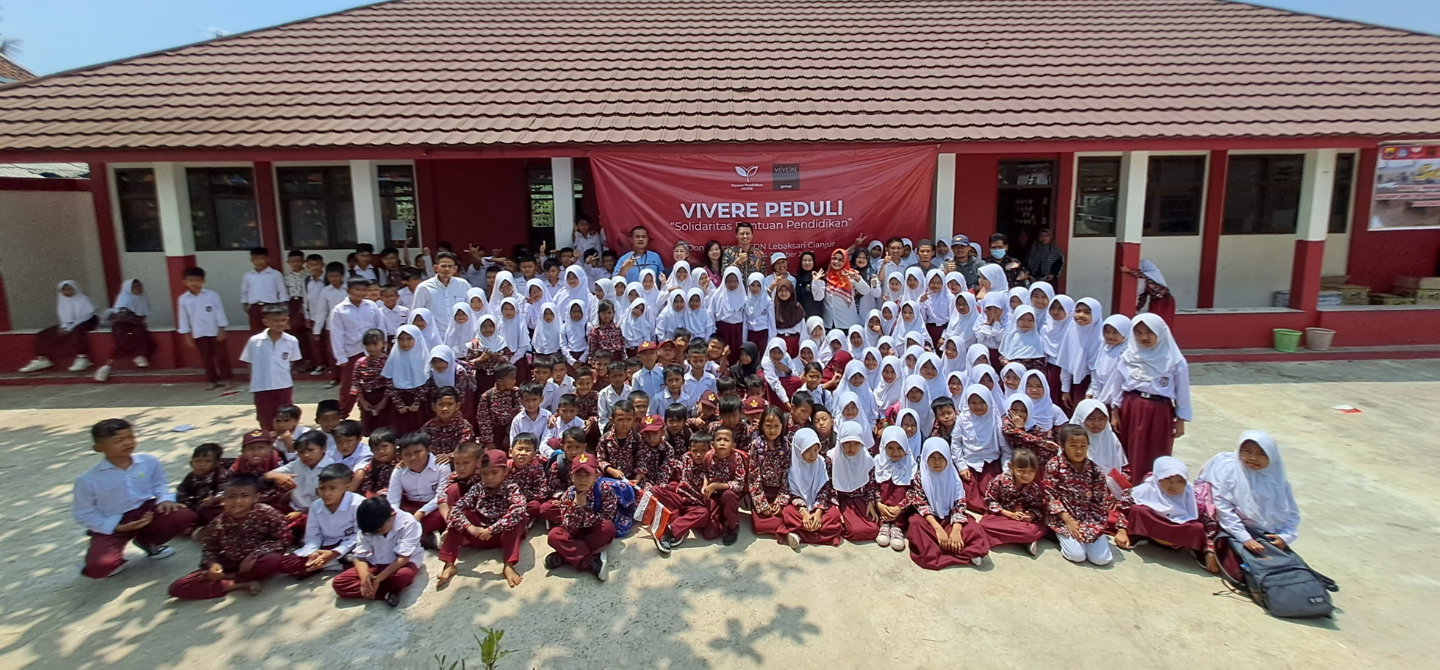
[1,0,1439,375]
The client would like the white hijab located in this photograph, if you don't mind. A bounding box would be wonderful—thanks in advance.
[863,311,884,347]
[1138,258,1168,294]
[56,280,96,329]
[999,362,1028,399]
[465,286,489,316]
[429,343,458,388]
[787,428,829,508]
[1021,369,1067,429]
[561,299,589,353]
[879,301,899,335]
[874,426,918,485]
[956,384,1003,466]
[897,300,928,342]
[978,263,1009,293]
[1133,455,1199,522]
[901,374,934,434]
[382,324,430,389]
[966,343,991,377]
[685,287,716,339]
[873,356,904,409]
[498,297,530,353]
[919,437,962,516]
[557,265,590,309]
[895,407,924,460]
[1121,313,1185,382]
[743,272,770,322]
[945,292,979,345]
[845,325,866,358]
[1199,430,1299,534]
[487,271,516,312]
[971,365,1005,414]
[834,389,872,430]
[1095,314,1133,384]
[619,297,654,344]
[710,267,748,322]
[1000,306,1045,360]
[916,353,946,400]
[110,279,149,317]
[656,292,688,339]
[636,268,661,307]
[474,313,507,352]
[1039,294,1075,360]
[860,347,882,390]
[830,421,875,493]
[1068,399,1127,476]
[407,307,441,351]
[924,269,950,323]
[444,303,478,349]
[531,302,562,353]
[1006,393,1038,432]
[762,337,793,382]
[1059,297,1104,382]
[902,267,926,303]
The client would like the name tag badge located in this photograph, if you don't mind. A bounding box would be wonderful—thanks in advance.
[1160,376,1170,388]
[205,306,213,312]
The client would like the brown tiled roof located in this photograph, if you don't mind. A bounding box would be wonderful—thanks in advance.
[1,0,1439,153]
[0,54,32,83]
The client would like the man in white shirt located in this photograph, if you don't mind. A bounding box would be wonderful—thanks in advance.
[240,304,303,430]
[335,497,423,605]
[73,418,196,578]
[240,247,288,332]
[329,278,385,414]
[176,267,234,390]
[411,250,472,333]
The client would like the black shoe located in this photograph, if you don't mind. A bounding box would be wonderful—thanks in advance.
[384,591,400,608]
[722,528,739,546]
[668,529,685,548]
[544,552,564,570]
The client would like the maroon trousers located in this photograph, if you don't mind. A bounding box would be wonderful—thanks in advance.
[925,324,944,346]
[779,505,843,546]
[193,336,234,383]
[547,520,616,569]
[704,489,742,539]
[963,460,1003,514]
[398,499,447,535]
[83,500,198,579]
[333,562,420,600]
[254,387,293,432]
[977,514,1047,547]
[358,389,391,436]
[337,353,363,416]
[287,299,310,366]
[1119,391,1176,482]
[438,512,527,564]
[1146,294,1176,324]
[1126,505,1208,551]
[168,552,288,599]
[716,321,744,364]
[111,318,153,360]
[37,316,99,362]
[247,303,267,333]
[838,495,880,542]
[907,520,990,570]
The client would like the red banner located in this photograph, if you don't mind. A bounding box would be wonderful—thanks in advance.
[590,147,937,259]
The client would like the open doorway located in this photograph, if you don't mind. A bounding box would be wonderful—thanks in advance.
[995,159,1056,261]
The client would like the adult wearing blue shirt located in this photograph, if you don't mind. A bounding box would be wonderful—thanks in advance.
[615,225,666,283]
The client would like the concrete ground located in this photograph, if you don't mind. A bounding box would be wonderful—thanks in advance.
[0,360,1437,669]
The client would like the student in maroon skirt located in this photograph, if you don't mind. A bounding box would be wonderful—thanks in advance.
[352,330,392,436]
[103,278,154,374]
[978,448,1048,555]
[905,438,990,569]
[872,426,917,551]
[21,280,100,374]
[1038,293,1075,410]
[829,420,880,543]
[953,385,1009,513]
[710,267,748,364]
[746,406,792,537]
[382,325,431,436]
[779,428,843,550]
[1118,455,1220,572]
[1098,313,1191,482]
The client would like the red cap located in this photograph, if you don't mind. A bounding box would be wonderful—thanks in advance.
[640,414,664,433]
[699,391,719,408]
[570,452,599,475]
[637,340,660,353]
[742,396,766,414]
[483,449,510,468]
[242,430,271,447]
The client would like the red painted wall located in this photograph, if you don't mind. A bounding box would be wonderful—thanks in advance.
[424,158,532,253]
[952,155,999,241]
[1345,148,1440,290]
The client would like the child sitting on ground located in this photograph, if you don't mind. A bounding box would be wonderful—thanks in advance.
[176,442,228,530]
[421,386,475,465]
[438,449,529,588]
[167,475,292,599]
[386,432,450,546]
[1045,425,1128,566]
[504,433,550,523]
[544,453,614,581]
[979,448,1048,556]
[359,427,399,496]
[264,430,333,536]
[333,497,423,607]
[287,463,364,577]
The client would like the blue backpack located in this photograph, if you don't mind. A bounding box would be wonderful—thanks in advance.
[1218,536,1338,619]
[592,477,638,536]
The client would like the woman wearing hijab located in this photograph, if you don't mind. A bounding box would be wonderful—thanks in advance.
[819,247,869,330]
[710,267,748,363]
[1122,259,1175,323]
[1099,313,1191,481]
[906,438,991,569]
[1121,455,1219,570]
[794,251,823,320]
[21,280,101,374]
[1020,369,1068,430]
[560,299,590,366]
[830,421,880,542]
[954,384,1009,513]
[556,265,590,311]
[1197,431,1302,576]
[105,278,154,375]
[382,324,432,434]
[778,428,842,549]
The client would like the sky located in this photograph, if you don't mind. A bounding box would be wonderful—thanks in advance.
[2,0,1438,76]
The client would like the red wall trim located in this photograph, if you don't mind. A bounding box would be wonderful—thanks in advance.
[1112,242,1141,317]
[253,161,282,264]
[1197,150,1228,308]
[0,176,89,191]
[88,163,123,298]
[415,159,439,254]
[1288,240,1326,312]
[1053,152,1075,293]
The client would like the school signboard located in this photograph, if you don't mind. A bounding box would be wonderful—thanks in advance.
[1370,141,1440,230]
[591,147,937,256]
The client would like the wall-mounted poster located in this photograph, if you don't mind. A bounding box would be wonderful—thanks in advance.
[1371,141,1440,230]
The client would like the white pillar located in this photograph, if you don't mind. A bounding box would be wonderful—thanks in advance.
[153,162,195,257]
[1296,149,1337,242]
[1116,151,1150,244]
[350,160,385,247]
[551,157,575,249]
[932,153,956,241]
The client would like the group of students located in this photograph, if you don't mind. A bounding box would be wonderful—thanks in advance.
[65,226,1302,606]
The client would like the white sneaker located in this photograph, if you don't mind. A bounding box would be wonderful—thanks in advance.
[133,356,149,368]
[785,533,801,551]
[19,357,52,373]
[1027,540,1039,557]
[876,524,892,548]
[595,550,610,582]
[68,355,91,372]
[94,364,112,383]
[890,533,907,552]
[970,556,984,567]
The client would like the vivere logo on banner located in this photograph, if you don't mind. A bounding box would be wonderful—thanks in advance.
[731,165,762,191]
[773,163,800,190]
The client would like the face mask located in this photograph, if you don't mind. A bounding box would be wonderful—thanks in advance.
[990,248,1005,259]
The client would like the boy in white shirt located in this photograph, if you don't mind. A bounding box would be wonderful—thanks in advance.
[397,267,423,310]
[509,382,552,448]
[73,418,195,578]
[333,497,424,606]
[377,286,410,340]
[328,278,384,413]
[284,463,363,577]
[327,420,373,472]
[682,342,719,405]
[264,431,333,517]
[545,357,577,413]
[239,305,302,431]
[312,262,350,387]
[596,362,630,433]
[176,267,234,390]
[386,432,450,545]
[541,394,585,458]
[240,247,288,332]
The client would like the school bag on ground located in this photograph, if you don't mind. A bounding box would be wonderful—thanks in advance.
[593,477,638,536]
[1216,535,1339,619]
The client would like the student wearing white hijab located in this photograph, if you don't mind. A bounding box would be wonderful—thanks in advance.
[663,260,694,294]
[878,300,900,336]
[428,343,460,388]
[830,421,880,542]
[22,280,102,374]
[832,389,870,433]
[1090,314,1132,405]
[472,313,508,357]
[382,324,431,433]
[742,272,773,353]
[999,305,1046,369]
[1129,258,1176,322]
[530,302,562,356]
[873,355,905,411]
[873,425,917,549]
[655,291,688,340]
[618,297,655,349]
[560,299,589,365]
[975,292,1008,356]
[1058,297,1104,407]
[684,287,716,341]
[964,342,991,378]
[443,303,478,350]
[953,384,1009,512]
[908,437,989,569]
[496,297,530,363]
[900,374,934,435]
[843,325,866,359]
[1038,294,1076,406]
[1099,312,1191,481]
[407,307,441,352]
[636,268,662,308]
[942,292,979,351]
[487,271,517,316]
[782,428,842,550]
[921,268,950,333]
[937,335,966,379]
[915,352,946,401]
[901,266,926,303]
[1123,455,1214,562]
[894,407,924,461]
[1020,369,1068,430]
[1198,431,1301,562]
[761,337,795,406]
[105,278,153,372]
[1067,398,1128,495]
[556,265,590,311]
[976,262,1009,296]
[710,267,748,360]
[587,278,613,328]
[835,361,874,424]
[970,364,1006,415]
[822,329,845,369]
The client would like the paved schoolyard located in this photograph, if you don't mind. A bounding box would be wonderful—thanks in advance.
[0,360,1436,669]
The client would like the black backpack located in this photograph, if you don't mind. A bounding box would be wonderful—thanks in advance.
[1218,535,1338,619]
